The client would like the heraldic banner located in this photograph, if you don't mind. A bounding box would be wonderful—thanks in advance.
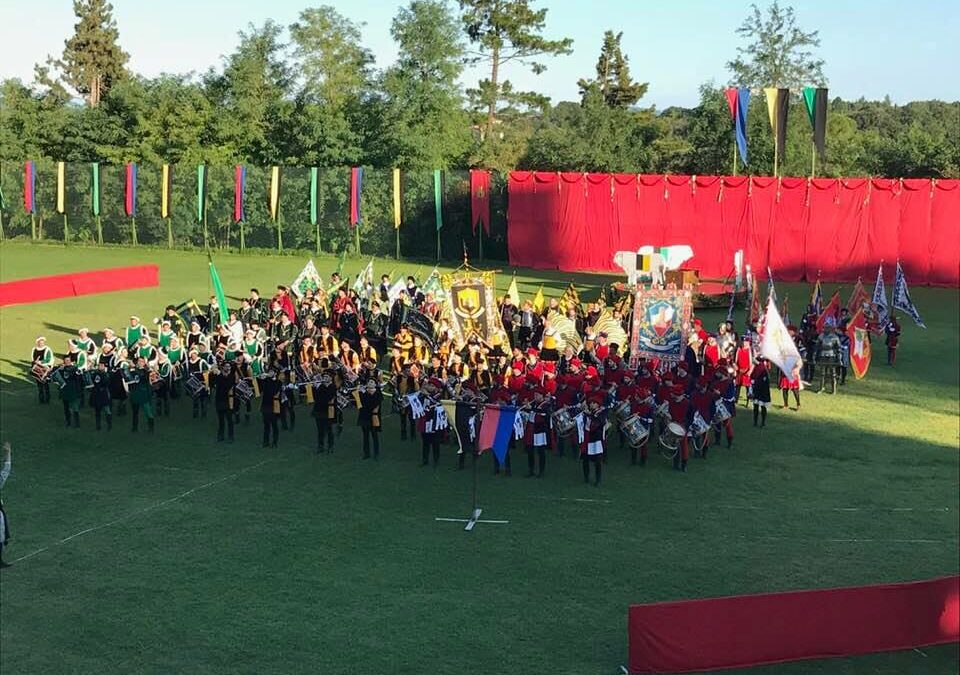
[629,286,693,367]
[441,268,509,346]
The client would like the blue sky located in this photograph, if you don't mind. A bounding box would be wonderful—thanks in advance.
[2,0,958,108]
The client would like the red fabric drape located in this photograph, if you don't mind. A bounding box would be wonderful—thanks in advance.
[628,576,960,674]
[0,265,160,306]
[506,174,960,286]
[470,169,491,234]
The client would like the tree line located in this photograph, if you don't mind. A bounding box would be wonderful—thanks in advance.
[1,0,957,188]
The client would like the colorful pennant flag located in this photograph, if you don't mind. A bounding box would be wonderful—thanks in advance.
[207,255,229,325]
[269,166,281,221]
[56,161,66,214]
[91,163,101,216]
[433,169,443,232]
[810,275,823,315]
[506,274,520,306]
[422,267,446,302]
[736,88,750,166]
[764,88,790,162]
[892,261,925,328]
[532,285,545,313]
[477,404,519,465]
[352,259,375,298]
[196,163,208,223]
[349,166,363,226]
[310,167,320,226]
[846,278,870,315]
[815,290,842,333]
[160,164,172,219]
[559,282,583,317]
[392,168,402,229]
[846,309,871,379]
[233,165,246,223]
[802,87,829,159]
[724,87,738,118]
[124,162,138,217]
[291,259,323,299]
[470,169,491,234]
[23,161,36,214]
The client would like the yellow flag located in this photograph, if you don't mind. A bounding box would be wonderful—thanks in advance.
[161,164,171,218]
[532,285,544,313]
[507,276,520,306]
[764,87,778,131]
[56,161,66,214]
[269,166,281,221]
[392,168,402,228]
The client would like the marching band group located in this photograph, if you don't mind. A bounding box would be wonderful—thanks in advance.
[27,270,878,485]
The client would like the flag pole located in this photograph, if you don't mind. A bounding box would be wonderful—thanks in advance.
[277,204,283,253]
[30,213,36,240]
[63,213,69,242]
[131,216,138,246]
[479,226,484,261]
[96,215,103,245]
[811,141,816,178]
[355,223,361,257]
[732,139,737,176]
[395,226,400,260]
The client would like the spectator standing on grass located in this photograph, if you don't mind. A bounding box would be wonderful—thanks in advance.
[0,442,12,569]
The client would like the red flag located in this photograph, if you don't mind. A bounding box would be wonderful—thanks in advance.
[846,309,871,379]
[815,290,842,333]
[724,88,739,120]
[470,169,491,235]
[846,279,869,315]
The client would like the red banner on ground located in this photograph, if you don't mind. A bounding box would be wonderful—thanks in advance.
[0,265,160,306]
[628,576,960,674]
[507,173,960,286]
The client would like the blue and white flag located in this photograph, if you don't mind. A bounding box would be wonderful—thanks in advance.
[871,263,889,329]
[892,261,925,329]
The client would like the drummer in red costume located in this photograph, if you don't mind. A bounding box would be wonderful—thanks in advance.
[582,393,606,486]
[667,385,691,472]
[628,386,656,466]
[523,387,551,477]
[734,336,753,407]
[690,376,717,459]
[711,363,736,448]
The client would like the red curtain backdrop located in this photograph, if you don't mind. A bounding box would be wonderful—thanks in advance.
[628,576,960,674]
[0,265,160,306]
[507,173,960,286]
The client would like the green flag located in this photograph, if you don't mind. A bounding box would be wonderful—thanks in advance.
[91,162,101,216]
[309,167,319,226]
[802,87,816,127]
[433,169,443,232]
[208,255,229,324]
[197,163,208,223]
[335,250,347,277]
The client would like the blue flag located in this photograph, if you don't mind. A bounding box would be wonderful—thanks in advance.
[735,87,750,166]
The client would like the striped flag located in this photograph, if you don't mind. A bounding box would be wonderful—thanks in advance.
[310,167,320,226]
[56,161,66,214]
[349,167,363,226]
[91,163,101,216]
[196,163,208,223]
[234,165,246,223]
[477,404,519,465]
[160,164,173,219]
[23,161,36,214]
[124,162,138,217]
[269,166,281,221]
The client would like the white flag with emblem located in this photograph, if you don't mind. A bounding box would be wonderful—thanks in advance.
[760,297,802,375]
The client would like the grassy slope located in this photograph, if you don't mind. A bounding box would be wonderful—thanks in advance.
[0,242,957,675]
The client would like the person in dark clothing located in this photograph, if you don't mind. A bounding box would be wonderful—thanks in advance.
[259,370,281,448]
[213,363,238,442]
[356,380,383,459]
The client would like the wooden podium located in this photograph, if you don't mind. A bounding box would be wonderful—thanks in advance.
[664,269,699,290]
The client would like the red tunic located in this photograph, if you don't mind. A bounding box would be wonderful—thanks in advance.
[735,347,753,387]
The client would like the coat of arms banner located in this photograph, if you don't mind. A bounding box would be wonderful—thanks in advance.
[441,268,509,346]
[629,285,693,366]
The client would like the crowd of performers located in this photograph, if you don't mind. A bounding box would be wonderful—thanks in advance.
[27,271,903,484]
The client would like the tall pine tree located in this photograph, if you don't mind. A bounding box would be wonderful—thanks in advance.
[51,0,129,106]
[577,31,648,108]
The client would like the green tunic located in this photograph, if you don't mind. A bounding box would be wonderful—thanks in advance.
[126,325,147,348]
[158,330,175,350]
[129,369,153,406]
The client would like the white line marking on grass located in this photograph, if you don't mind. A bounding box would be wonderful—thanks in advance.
[13,458,273,563]
[716,505,950,514]
[753,536,954,544]
[532,496,612,504]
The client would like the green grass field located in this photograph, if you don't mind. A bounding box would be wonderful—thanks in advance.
[0,241,957,675]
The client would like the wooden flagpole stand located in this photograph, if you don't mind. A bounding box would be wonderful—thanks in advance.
[435,451,508,532]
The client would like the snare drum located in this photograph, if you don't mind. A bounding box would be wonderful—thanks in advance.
[49,367,67,389]
[551,405,579,436]
[688,412,711,438]
[31,363,52,381]
[621,414,650,448]
[235,378,254,403]
[336,390,353,409]
[611,400,632,424]
[184,375,206,399]
[712,399,732,424]
[659,421,686,451]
